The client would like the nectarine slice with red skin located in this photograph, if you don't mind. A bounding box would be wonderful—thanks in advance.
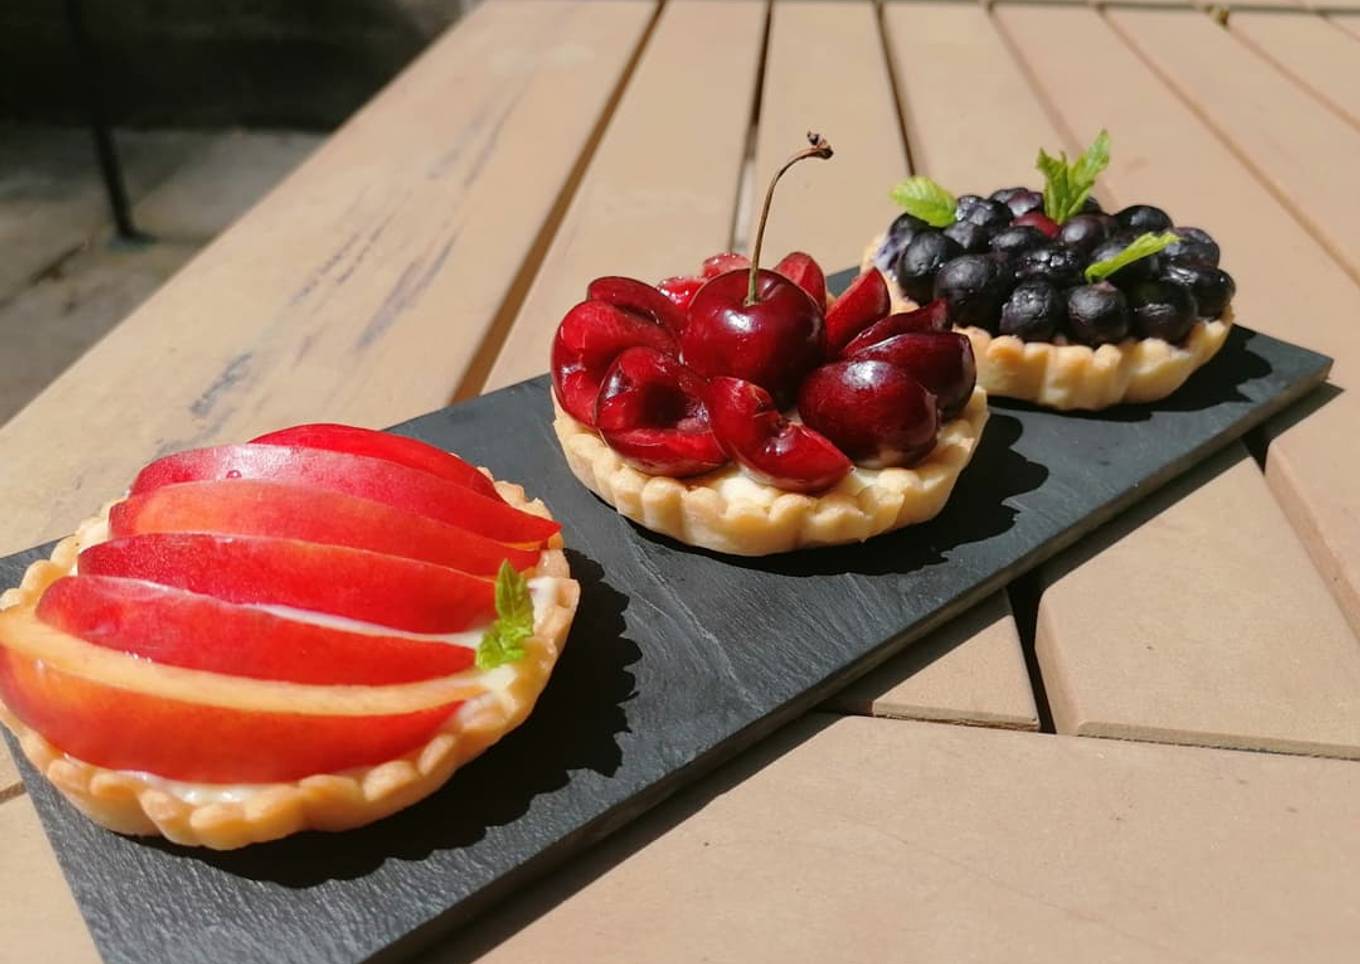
[250,423,502,501]
[110,480,539,575]
[131,445,560,547]
[0,646,464,782]
[38,575,476,685]
[80,534,496,633]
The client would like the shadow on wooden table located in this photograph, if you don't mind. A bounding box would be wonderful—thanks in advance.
[135,550,641,887]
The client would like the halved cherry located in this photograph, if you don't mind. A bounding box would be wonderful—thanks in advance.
[774,252,827,307]
[249,423,499,500]
[841,299,951,357]
[701,252,751,278]
[131,444,560,547]
[79,533,496,634]
[824,269,891,355]
[657,275,705,312]
[551,299,678,426]
[705,376,850,493]
[594,347,725,477]
[38,575,476,685]
[798,360,938,468]
[1012,210,1060,238]
[846,330,977,421]
[587,276,686,336]
[110,480,539,574]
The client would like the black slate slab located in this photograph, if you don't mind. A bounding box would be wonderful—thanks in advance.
[1,274,1333,962]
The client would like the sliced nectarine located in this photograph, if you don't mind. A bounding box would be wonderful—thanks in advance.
[249,423,502,501]
[80,534,496,633]
[38,575,477,685]
[130,445,560,547]
[0,646,465,782]
[109,480,539,575]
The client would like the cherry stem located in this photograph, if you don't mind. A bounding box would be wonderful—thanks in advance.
[746,131,834,306]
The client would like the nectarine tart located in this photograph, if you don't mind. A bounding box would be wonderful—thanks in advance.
[0,424,578,849]
[549,134,989,556]
[864,131,1234,410]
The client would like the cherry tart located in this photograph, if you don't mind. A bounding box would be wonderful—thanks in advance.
[867,132,1235,410]
[551,255,989,556]
[0,425,578,850]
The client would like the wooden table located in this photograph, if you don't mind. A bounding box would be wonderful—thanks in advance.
[4,1,1360,959]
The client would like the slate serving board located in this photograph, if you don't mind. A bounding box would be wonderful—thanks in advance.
[1,270,1333,963]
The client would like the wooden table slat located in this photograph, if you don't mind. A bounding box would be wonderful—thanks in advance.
[1230,11,1360,129]
[482,0,768,394]
[826,591,1039,729]
[428,714,1360,964]
[1108,8,1360,281]
[1332,13,1360,39]
[0,796,99,962]
[0,0,656,558]
[997,2,1360,749]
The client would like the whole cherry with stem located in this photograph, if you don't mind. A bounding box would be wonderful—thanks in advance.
[681,132,835,408]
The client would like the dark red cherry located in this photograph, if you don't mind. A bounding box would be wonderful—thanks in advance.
[701,252,751,279]
[841,299,951,357]
[594,347,726,477]
[774,251,827,307]
[657,275,706,313]
[798,360,938,469]
[682,268,825,409]
[824,268,891,356]
[588,276,686,336]
[846,330,976,421]
[1011,210,1060,238]
[551,300,678,425]
[706,376,850,493]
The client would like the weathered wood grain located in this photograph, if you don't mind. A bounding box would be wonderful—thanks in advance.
[482,0,767,393]
[0,797,98,963]
[1000,2,1360,721]
[1108,8,1360,281]
[429,714,1360,964]
[0,0,656,558]
[1230,11,1360,129]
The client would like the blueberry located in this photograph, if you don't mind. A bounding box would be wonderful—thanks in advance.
[896,230,963,304]
[1004,189,1044,219]
[1164,227,1220,268]
[1081,196,1105,215]
[1162,263,1235,317]
[874,212,930,271]
[962,198,1013,231]
[934,254,1013,331]
[943,219,992,254]
[990,226,1049,258]
[999,280,1065,342]
[1127,279,1199,343]
[1014,244,1084,289]
[1057,214,1114,257]
[1089,236,1161,287]
[1066,282,1131,346]
[1115,204,1172,233]
[989,187,1026,204]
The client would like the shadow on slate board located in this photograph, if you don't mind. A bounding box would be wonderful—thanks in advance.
[0,268,1333,963]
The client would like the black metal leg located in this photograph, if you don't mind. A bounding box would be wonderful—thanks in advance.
[64,0,140,240]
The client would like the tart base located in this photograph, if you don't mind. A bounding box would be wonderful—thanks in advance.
[554,389,989,556]
[862,236,1235,411]
[0,480,579,850]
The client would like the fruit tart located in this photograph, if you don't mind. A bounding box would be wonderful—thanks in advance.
[550,134,989,557]
[0,424,578,849]
[863,131,1236,411]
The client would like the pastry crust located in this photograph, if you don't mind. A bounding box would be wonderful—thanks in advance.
[862,236,1234,411]
[554,389,989,556]
[0,479,579,850]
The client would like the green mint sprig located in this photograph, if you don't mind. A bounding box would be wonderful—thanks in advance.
[1084,231,1179,284]
[1036,129,1110,223]
[889,176,957,228]
[476,561,534,670]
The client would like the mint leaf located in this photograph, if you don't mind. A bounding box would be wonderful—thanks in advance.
[1036,129,1111,223]
[889,176,957,228]
[476,561,534,670]
[1084,231,1179,283]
